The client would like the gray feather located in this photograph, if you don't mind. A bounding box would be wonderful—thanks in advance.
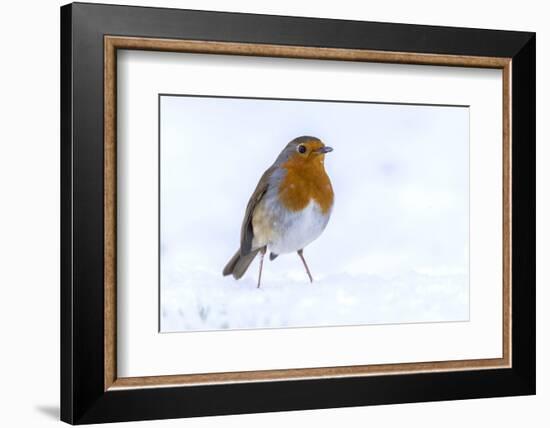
[222,248,260,279]
[239,167,274,255]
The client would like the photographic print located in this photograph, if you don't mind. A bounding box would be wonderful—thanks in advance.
[159,95,469,332]
[62,7,535,422]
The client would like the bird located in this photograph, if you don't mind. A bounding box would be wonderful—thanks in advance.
[223,136,334,288]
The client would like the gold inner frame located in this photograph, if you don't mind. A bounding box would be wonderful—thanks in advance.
[104,35,512,391]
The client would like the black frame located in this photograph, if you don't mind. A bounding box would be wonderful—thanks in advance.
[61,2,536,424]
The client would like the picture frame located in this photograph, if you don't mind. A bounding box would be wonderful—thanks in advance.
[60,2,535,424]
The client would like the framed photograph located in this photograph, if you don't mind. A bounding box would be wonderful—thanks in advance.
[60,2,535,424]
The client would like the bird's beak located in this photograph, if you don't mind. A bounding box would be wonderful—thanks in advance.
[316,146,333,154]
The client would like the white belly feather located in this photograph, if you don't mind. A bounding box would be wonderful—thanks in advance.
[252,198,331,255]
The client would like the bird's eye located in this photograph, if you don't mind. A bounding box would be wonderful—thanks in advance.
[298,145,306,154]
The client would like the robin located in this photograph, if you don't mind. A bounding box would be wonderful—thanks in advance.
[223,136,334,287]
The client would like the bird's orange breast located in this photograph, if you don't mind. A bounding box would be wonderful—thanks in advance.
[278,156,334,214]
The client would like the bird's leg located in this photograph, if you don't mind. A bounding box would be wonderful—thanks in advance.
[257,247,267,288]
[297,249,313,283]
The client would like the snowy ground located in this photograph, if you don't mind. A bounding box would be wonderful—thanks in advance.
[160,261,469,332]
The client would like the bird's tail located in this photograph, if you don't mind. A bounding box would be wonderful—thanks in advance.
[222,249,260,279]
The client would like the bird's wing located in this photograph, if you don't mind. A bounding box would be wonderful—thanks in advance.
[240,166,276,256]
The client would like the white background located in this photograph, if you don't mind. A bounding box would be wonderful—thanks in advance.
[0,0,546,427]
[118,52,502,377]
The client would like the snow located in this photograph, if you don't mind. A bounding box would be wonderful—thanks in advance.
[161,266,468,332]
[159,95,470,333]
[160,252,468,332]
